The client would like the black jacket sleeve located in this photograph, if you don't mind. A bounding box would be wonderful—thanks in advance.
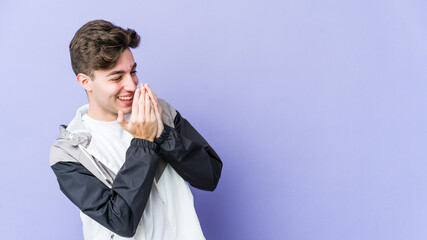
[51,138,158,238]
[154,110,223,191]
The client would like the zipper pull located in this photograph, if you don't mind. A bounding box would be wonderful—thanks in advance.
[106,179,113,186]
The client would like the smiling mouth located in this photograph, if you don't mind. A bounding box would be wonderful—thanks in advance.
[118,96,133,101]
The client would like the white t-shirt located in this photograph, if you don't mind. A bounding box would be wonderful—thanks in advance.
[82,113,174,240]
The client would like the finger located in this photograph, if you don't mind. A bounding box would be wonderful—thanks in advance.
[138,85,146,121]
[148,91,162,119]
[146,84,158,104]
[146,84,162,118]
[144,83,157,122]
[117,111,128,129]
[130,88,140,122]
[145,87,152,117]
[150,96,163,124]
[150,103,157,122]
[152,90,158,101]
[145,86,158,110]
[146,83,159,103]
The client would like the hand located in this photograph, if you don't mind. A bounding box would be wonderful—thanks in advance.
[144,83,164,138]
[117,83,158,142]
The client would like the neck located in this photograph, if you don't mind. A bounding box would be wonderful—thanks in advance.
[87,105,118,122]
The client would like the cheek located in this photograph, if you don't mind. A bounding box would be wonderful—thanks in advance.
[109,84,122,96]
[95,85,121,101]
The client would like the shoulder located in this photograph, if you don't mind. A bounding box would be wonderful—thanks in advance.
[49,125,85,167]
[158,98,178,127]
[49,143,78,167]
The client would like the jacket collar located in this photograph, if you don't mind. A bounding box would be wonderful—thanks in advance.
[67,104,90,132]
[56,104,92,148]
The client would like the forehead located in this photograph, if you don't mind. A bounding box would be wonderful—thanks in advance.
[113,49,136,69]
[95,49,136,77]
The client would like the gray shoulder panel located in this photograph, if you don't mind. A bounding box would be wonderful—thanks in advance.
[49,144,78,166]
[158,98,177,128]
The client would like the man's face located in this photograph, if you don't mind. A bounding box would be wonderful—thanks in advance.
[87,48,138,121]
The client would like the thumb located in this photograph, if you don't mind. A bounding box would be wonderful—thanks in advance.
[116,111,128,128]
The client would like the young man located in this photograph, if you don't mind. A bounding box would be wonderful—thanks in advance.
[50,20,222,240]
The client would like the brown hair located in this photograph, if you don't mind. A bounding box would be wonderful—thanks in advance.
[69,20,140,78]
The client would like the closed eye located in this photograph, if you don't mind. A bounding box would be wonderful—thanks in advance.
[112,76,122,81]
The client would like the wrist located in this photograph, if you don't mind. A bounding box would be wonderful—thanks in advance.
[134,135,155,142]
[154,124,172,145]
[131,138,159,151]
[156,125,165,138]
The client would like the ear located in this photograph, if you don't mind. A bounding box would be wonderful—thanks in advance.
[77,73,93,92]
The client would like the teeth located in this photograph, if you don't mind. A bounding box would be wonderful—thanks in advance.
[118,96,133,101]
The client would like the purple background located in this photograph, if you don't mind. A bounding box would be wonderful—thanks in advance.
[1,0,427,239]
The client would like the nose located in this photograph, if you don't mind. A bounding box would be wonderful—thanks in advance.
[122,74,137,92]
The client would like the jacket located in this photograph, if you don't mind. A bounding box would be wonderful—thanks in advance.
[49,99,222,239]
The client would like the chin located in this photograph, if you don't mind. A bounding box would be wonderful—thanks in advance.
[121,108,132,114]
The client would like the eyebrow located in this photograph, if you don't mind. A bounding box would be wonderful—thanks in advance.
[106,63,137,77]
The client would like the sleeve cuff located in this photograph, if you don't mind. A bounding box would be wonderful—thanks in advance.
[154,124,172,145]
[131,138,159,151]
